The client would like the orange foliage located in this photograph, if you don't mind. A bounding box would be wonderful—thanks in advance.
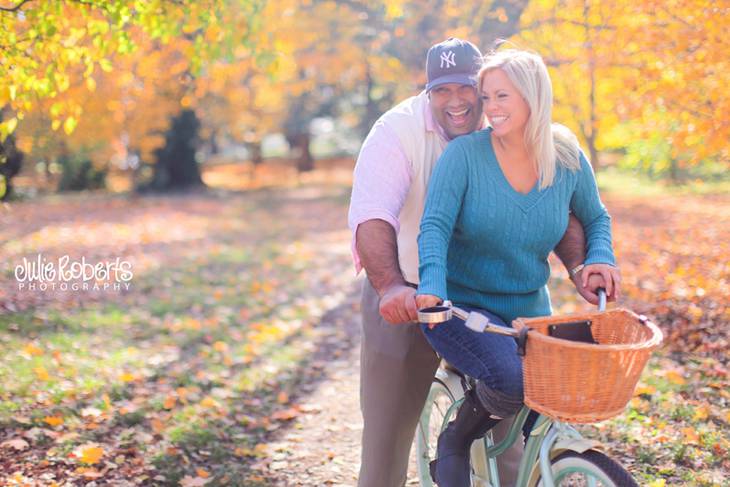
[516,0,729,166]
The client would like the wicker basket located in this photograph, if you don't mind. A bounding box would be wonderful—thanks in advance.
[512,308,663,423]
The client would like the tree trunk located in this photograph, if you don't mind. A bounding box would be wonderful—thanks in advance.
[287,133,314,173]
[151,109,204,191]
[248,141,263,166]
[669,157,680,183]
[296,134,314,173]
[361,61,380,137]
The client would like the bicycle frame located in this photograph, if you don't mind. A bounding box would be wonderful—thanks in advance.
[435,397,602,487]
[419,290,609,486]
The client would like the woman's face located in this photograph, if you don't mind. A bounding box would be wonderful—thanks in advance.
[480,68,530,138]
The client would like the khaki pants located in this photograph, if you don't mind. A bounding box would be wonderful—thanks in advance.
[358,280,523,487]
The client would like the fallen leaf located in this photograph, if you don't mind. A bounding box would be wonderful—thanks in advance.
[200,397,219,408]
[196,468,210,478]
[693,405,710,421]
[665,370,686,385]
[44,416,64,427]
[120,372,135,382]
[1,438,29,451]
[164,395,177,409]
[634,385,656,396]
[253,443,268,457]
[151,418,165,433]
[75,466,104,479]
[23,343,44,356]
[276,391,289,404]
[34,366,50,381]
[233,447,249,457]
[179,475,212,486]
[271,407,300,421]
[81,407,102,418]
[56,432,80,443]
[78,444,105,465]
[682,427,700,445]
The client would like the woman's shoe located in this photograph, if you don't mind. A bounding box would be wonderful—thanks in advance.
[430,388,499,487]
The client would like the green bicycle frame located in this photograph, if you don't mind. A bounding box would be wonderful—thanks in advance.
[437,401,597,487]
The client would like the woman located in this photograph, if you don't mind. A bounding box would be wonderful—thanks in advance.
[415,49,621,487]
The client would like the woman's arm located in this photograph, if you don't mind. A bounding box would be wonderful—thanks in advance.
[417,142,470,303]
[569,152,622,299]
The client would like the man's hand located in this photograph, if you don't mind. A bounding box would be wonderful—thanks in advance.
[582,263,621,301]
[415,294,441,310]
[379,284,419,324]
[572,266,621,305]
[572,272,605,305]
[415,294,443,329]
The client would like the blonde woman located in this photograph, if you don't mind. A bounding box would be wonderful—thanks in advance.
[415,49,621,486]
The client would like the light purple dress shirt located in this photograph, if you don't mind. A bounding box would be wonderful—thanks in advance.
[348,96,451,274]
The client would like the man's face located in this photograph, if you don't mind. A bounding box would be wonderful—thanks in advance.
[428,83,482,140]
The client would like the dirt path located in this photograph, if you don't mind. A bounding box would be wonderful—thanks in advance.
[248,277,423,487]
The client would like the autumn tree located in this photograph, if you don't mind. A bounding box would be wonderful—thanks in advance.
[0,0,264,195]
[276,0,531,172]
[0,122,23,200]
[515,0,729,176]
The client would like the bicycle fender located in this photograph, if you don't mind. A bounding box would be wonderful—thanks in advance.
[524,439,604,486]
[552,437,604,455]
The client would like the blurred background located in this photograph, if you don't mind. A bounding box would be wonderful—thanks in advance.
[1,0,727,198]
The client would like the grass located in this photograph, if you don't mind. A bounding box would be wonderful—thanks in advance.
[578,356,729,486]
[0,184,357,485]
[597,165,730,198]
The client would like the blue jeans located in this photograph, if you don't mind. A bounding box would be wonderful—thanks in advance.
[421,305,524,419]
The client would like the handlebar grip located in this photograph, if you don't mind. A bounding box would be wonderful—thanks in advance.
[598,288,607,312]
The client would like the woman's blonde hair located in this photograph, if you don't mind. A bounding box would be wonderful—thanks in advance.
[478,49,580,189]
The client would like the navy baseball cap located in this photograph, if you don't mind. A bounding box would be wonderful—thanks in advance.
[425,38,482,91]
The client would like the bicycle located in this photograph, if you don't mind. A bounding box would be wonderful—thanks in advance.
[415,290,661,486]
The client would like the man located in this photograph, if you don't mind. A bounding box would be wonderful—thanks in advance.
[348,37,599,487]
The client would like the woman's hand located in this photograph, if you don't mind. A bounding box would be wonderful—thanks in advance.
[581,264,622,301]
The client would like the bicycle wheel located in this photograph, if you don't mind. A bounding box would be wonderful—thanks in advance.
[416,378,456,487]
[416,375,492,487]
[535,450,638,486]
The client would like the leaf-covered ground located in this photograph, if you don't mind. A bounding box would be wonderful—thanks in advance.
[0,164,728,486]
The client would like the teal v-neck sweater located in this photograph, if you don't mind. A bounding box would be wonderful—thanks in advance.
[417,128,616,324]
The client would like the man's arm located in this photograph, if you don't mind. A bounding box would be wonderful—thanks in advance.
[554,214,604,304]
[356,219,418,324]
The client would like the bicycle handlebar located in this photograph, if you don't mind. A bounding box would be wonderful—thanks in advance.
[416,288,608,338]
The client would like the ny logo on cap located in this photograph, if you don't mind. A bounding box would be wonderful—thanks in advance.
[440,50,456,69]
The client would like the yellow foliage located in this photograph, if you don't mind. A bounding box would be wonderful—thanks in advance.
[119,372,135,382]
[43,415,64,427]
[163,395,177,410]
[665,370,686,385]
[34,366,50,381]
[23,343,44,357]
[200,396,219,408]
[78,444,105,465]
[516,0,729,165]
